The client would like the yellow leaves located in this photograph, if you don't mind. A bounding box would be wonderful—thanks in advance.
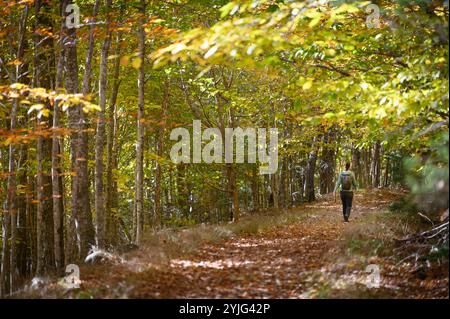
[302,80,313,91]
[132,57,142,69]
[27,103,52,118]
[359,82,370,91]
[308,16,322,28]
[375,107,387,119]
[305,10,322,28]
[27,103,45,114]
[151,18,165,24]
[8,59,22,66]
[120,55,130,66]
[171,42,187,54]
[204,46,218,59]
[10,83,27,90]
[325,49,336,57]
[334,3,360,14]
[83,103,101,113]
[344,44,355,51]
[39,108,50,118]
[200,39,210,50]
[220,2,238,18]
[3,136,14,147]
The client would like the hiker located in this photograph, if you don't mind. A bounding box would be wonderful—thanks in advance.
[334,162,358,222]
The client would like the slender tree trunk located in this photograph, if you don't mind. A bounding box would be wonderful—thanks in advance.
[351,145,362,188]
[134,0,146,244]
[155,78,169,227]
[95,0,112,249]
[319,132,335,194]
[271,172,279,211]
[52,1,65,271]
[64,0,95,261]
[280,159,287,208]
[81,0,100,97]
[251,165,260,211]
[371,140,381,188]
[305,150,317,202]
[26,172,37,275]
[16,146,29,281]
[228,164,240,221]
[1,204,11,296]
[177,164,188,218]
[62,0,78,264]
[383,156,390,187]
[364,147,371,187]
[106,33,122,247]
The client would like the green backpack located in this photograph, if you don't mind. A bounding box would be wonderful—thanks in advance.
[341,172,352,191]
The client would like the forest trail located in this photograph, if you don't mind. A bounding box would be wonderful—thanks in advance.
[51,189,448,299]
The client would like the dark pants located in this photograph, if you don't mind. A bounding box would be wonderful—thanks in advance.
[340,191,353,220]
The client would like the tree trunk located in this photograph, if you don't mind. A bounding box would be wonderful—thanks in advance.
[64,0,95,261]
[134,0,146,244]
[371,140,381,188]
[351,145,362,188]
[81,0,100,97]
[34,0,55,276]
[364,147,371,187]
[271,171,279,211]
[155,78,169,227]
[52,1,66,271]
[177,164,188,218]
[251,165,260,211]
[230,165,240,221]
[106,33,122,247]
[1,200,11,296]
[16,146,29,281]
[383,156,390,187]
[95,0,112,249]
[305,151,317,202]
[319,131,335,194]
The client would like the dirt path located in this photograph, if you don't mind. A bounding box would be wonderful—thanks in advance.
[63,190,448,299]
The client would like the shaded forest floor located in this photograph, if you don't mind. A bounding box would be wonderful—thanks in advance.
[25,189,448,299]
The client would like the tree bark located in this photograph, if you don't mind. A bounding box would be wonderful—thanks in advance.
[34,0,55,276]
[305,150,317,202]
[52,0,66,271]
[319,131,335,194]
[155,78,169,227]
[106,33,122,247]
[371,140,381,188]
[95,0,112,249]
[134,0,146,244]
[351,145,362,188]
[251,165,260,211]
[64,0,95,261]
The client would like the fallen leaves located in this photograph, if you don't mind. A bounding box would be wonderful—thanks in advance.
[21,189,448,299]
